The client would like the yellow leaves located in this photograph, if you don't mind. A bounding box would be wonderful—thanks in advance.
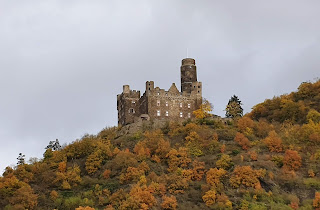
[229,166,265,189]
[193,99,213,119]
[54,165,81,189]
[216,154,233,170]
[166,147,191,172]
[202,190,216,206]
[206,168,227,189]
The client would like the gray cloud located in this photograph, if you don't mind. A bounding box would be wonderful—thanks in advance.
[1,0,320,172]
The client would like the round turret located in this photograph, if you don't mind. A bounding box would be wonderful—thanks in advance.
[182,58,195,66]
[181,58,197,93]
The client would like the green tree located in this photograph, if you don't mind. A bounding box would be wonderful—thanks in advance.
[225,95,243,118]
[17,153,25,165]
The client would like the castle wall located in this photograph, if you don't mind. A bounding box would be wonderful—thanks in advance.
[117,58,203,126]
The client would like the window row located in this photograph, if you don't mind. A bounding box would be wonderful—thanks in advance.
[157,101,191,108]
[157,111,191,118]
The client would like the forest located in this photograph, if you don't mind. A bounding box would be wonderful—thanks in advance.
[1,80,320,210]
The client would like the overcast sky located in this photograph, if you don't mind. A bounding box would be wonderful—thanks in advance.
[1,0,320,172]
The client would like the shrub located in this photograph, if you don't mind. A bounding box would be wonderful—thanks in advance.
[234,132,250,150]
[283,150,302,171]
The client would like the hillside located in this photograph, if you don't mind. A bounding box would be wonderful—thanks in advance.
[1,80,320,210]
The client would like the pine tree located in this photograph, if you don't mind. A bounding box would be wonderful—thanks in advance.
[17,153,25,165]
[225,95,243,118]
[45,139,62,151]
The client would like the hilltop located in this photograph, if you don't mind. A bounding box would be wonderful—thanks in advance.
[1,80,320,210]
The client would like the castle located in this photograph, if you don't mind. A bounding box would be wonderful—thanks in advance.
[117,58,202,126]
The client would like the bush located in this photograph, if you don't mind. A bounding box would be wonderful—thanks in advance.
[303,178,320,189]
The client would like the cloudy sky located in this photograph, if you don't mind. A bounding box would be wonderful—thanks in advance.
[1,0,320,172]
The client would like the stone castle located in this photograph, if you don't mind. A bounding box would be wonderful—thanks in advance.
[117,58,202,126]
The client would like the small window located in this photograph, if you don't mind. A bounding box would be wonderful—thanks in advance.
[198,91,200,93]
[180,112,183,118]
[157,110,161,116]
[194,86,196,88]
[166,102,168,107]
[198,86,201,88]
[180,103,183,108]
[129,108,135,114]
[149,88,151,90]
[166,111,169,116]
[132,101,136,104]
[157,92,160,95]
[188,104,191,109]
[157,100,160,106]
[188,113,191,118]
[165,93,168,96]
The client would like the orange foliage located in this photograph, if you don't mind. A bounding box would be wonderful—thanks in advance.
[313,192,320,210]
[206,168,227,189]
[248,151,258,161]
[289,201,299,210]
[234,132,250,150]
[103,169,111,179]
[237,117,254,132]
[134,141,151,160]
[58,161,67,173]
[220,144,226,153]
[161,195,177,210]
[308,169,315,177]
[50,190,58,201]
[283,150,302,171]
[191,160,206,181]
[166,147,191,172]
[264,131,283,152]
[129,185,157,209]
[76,207,95,210]
[229,166,266,189]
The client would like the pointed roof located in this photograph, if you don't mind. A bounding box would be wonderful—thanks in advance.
[169,83,180,95]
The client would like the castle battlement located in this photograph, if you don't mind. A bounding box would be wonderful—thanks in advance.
[117,58,202,126]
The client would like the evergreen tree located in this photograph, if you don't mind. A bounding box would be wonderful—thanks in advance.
[225,95,243,118]
[17,153,25,165]
[45,139,62,151]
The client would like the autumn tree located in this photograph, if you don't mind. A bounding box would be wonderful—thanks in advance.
[193,98,213,119]
[307,109,320,123]
[234,132,250,150]
[202,190,217,206]
[313,192,320,210]
[229,166,266,189]
[225,95,243,118]
[264,131,283,152]
[206,168,227,189]
[237,116,254,134]
[166,147,191,172]
[283,150,302,171]
[161,195,177,210]
[216,154,233,170]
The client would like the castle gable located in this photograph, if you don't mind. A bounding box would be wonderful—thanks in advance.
[168,83,180,95]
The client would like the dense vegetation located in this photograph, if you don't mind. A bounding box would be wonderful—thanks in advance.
[1,80,320,210]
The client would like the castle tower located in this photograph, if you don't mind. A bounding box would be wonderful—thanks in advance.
[181,58,197,93]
